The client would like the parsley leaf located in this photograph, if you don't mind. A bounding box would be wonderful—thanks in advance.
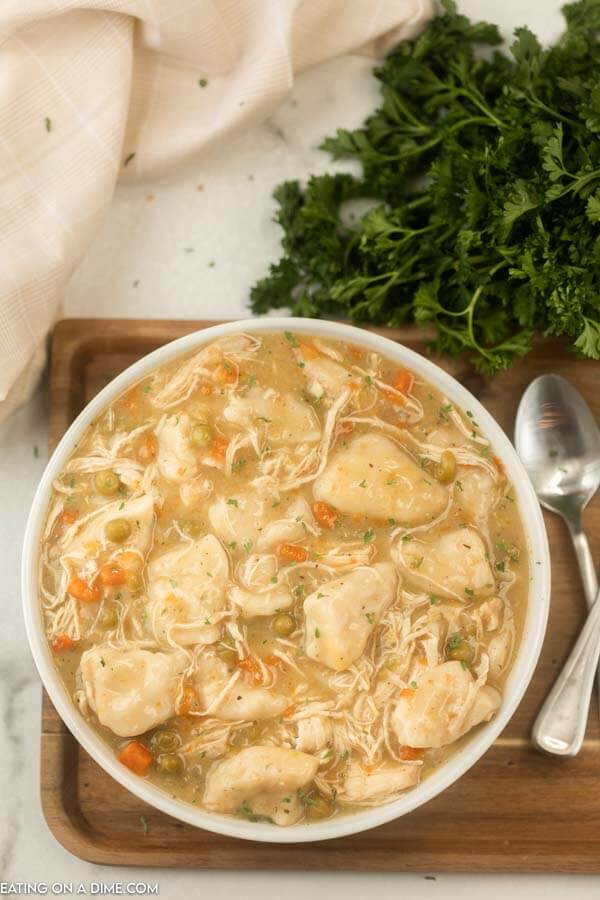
[250,0,600,372]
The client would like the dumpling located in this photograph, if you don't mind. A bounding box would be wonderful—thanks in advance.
[147,535,228,645]
[208,490,266,546]
[295,715,333,753]
[203,746,319,825]
[393,527,494,600]
[343,761,420,802]
[194,653,289,720]
[229,553,293,618]
[156,413,197,483]
[313,434,448,525]
[61,494,155,576]
[304,563,398,671]
[256,498,315,551]
[295,344,354,399]
[455,467,497,521]
[208,492,311,551]
[223,386,321,445]
[80,645,186,737]
[391,661,501,749]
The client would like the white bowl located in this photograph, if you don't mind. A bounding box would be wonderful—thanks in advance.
[22,317,550,844]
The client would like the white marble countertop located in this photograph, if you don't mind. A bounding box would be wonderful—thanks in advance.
[2,1,598,895]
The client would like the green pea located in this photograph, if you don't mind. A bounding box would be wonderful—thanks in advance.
[153,731,181,753]
[101,607,118,630]
[95,470,120,495]
[157,753,183,774]
[445,634,474,663]
[307,794,332,820]
[126,571,142,596]
[216,644,238,666]
[272,613,296,637]
[246,723,261,742]
[190,424,212,448]
[434,450,456,485]
[105,518,132,543]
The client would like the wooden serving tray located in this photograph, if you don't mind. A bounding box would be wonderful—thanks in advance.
[41,317,600,871]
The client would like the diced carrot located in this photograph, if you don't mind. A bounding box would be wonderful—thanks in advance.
[361,763,375,774]
[215,362,238,384]
[400,746,425,761]
[199,381,213,396]
[348,381,361,391]
[99,563,125,587]
[117,550,141,571]
[336,421,354,438]
[349,345,364,360]
[238,656,263,682]
[399,687,415,700]
[393,370,414,394]
[52,634,76,653]
[282,703,296,718]
[136,432,157,464]
[177,685,202,716]
[60,511,77,526]
[492,454,505,475]
[381,388,404,405]
[278,543,309,563]
[298,342,318,359]
[68,576,99,604]
[264,654,283,668]
[118,740,154,776]
[120,391,139,414]
[210,436,229,459]
[313,501,339,529]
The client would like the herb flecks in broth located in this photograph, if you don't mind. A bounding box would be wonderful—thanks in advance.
[39,331,527,826]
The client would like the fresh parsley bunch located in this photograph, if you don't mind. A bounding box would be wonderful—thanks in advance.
[250,0,600,373]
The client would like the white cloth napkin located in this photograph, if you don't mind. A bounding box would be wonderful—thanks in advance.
[0,0,434,420]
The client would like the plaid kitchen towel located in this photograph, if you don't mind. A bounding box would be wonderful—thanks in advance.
[0,0,433,420]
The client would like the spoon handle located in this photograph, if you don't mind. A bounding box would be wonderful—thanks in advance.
[566,517,600,723]
[568,520,599,608]
[532,584,600,757]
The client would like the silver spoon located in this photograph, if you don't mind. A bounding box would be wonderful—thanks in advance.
[515,374,600,756]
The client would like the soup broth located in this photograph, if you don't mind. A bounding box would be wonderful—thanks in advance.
[39,331,528,826]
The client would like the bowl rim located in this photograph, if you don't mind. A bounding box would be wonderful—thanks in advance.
[22,316,550,844]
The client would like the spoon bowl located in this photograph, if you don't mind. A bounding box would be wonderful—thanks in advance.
[515,374,600,520]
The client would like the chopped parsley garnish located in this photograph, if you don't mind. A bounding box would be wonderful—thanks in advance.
[446,633,463,651]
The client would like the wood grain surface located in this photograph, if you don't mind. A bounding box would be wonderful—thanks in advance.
[40,318,600,870]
